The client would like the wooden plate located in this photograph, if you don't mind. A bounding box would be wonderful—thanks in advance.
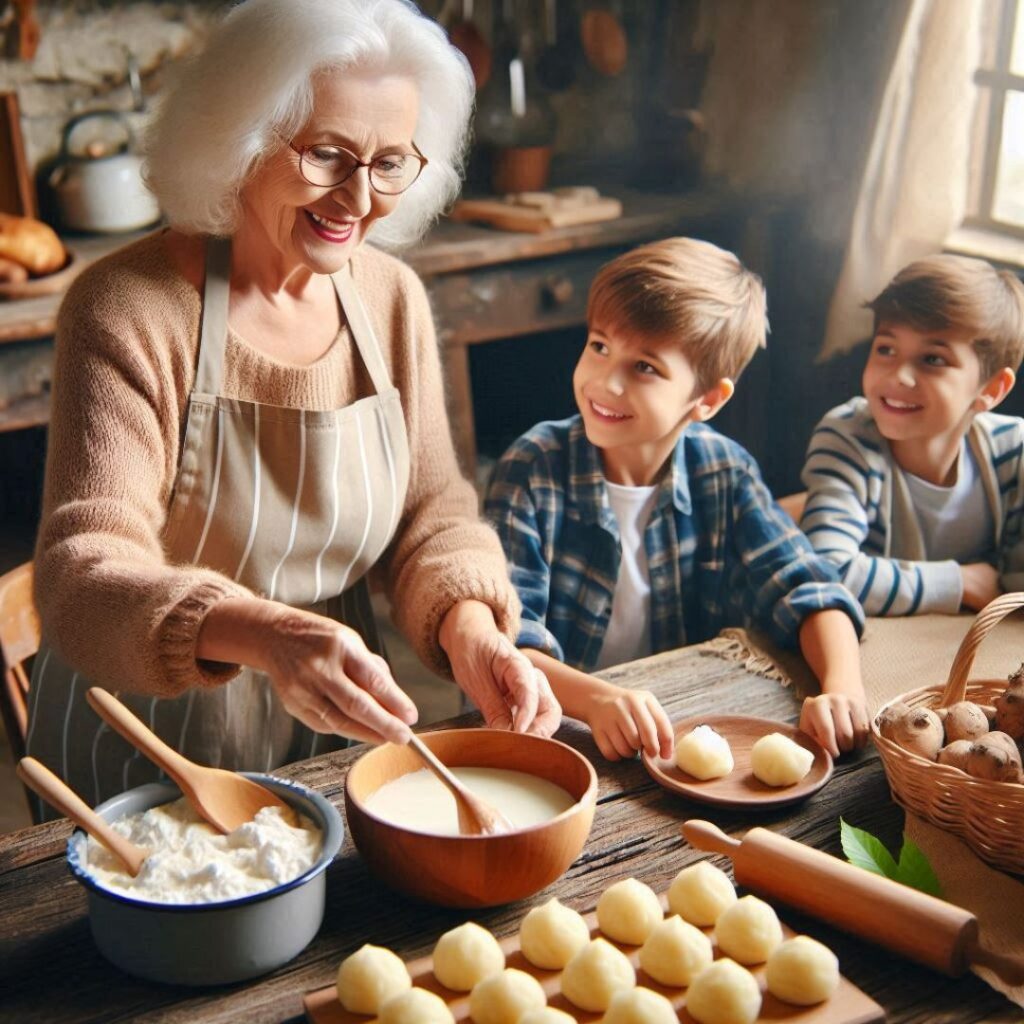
[0,247,79,300]
[643,715,833,809]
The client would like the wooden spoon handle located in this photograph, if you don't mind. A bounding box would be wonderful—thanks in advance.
[86,688,191,788]
[17,757,145,876]
[408,733,464,799]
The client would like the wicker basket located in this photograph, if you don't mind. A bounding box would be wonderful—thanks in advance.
[871,592,1024,875]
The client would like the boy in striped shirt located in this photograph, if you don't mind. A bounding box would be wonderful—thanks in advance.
[486,238,868,761]
[801,255,1024,616]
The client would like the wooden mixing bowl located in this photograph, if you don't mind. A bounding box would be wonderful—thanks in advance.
[345,729,598,908]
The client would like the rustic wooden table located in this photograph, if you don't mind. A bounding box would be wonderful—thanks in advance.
[1,646,1018,1024]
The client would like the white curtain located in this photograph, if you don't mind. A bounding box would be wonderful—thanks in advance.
[820,0,986,360]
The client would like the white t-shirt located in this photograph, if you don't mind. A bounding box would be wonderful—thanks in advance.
[595,479,660,670]
[904,441,995,562]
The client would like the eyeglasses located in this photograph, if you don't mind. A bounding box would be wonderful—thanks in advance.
[288,139,428,195]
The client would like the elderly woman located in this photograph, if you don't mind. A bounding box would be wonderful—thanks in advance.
[26,0,559,817]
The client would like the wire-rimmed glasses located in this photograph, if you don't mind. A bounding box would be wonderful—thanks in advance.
[288,139,428,195]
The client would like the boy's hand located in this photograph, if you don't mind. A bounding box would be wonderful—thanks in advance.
[799,693,870,758]
[961,562,1001,611]
[585,686,674,762]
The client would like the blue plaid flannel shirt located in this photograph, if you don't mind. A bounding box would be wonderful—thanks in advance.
[485,416,864,670]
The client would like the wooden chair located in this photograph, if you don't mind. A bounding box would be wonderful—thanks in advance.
[0,561,39,765]
[777,491,808,523]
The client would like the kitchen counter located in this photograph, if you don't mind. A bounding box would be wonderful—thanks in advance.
[1,644,1016,1023]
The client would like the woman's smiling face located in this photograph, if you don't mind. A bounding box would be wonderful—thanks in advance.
[240,67,420,276]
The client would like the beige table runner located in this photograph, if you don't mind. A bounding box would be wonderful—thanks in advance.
[700,613,1024,1008]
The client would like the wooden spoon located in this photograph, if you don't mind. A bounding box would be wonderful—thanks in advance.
[85,687,291,834]
[17,756,147,876]
[408,732,512,836]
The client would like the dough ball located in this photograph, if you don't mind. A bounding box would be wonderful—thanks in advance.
[433,922,505,992]
[377,987,455,1024]
[749,732,814,787]
[675,725,734,780]
[469,968,546,1024]
[667,861,737,926]
[336,943,411,1014]
[597,877,664,945]
[561,938,636,1012]
[639,915,713,986]
[685,959,761,1024]
[519,897,591,969]
[766,935,839,1006]
[714,895,784,964]
[602,986,678,1024]
[518,1010,576,1024]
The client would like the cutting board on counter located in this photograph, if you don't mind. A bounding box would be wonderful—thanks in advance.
[303,891,883,1024]
[450,188,622,233]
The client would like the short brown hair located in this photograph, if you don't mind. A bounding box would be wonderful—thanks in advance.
[586,237,767,393]
[869,254,1024,380]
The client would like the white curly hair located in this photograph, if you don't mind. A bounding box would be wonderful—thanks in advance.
[145,0,473,249]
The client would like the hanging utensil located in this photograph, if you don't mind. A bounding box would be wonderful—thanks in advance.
[581,1,628,77]
[445,0,492,90]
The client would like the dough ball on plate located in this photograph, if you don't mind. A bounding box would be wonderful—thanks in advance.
[561,938,636,1012]
[519,897,591,969]
[749,732,814,787]
[714,895,783,964]
[639,915,713,986]
[469,968,546,1024]
[433,921,505,991]
[378,987,455,1024]
[766,935,839,1005]
[602,986,679,1024]
[517,1009,576,1024]
[685,958,761,1024]
[675,725,734,780]
[336,943,411,1014]
[518,1009,575,1024]
[667,861,737,926]
[597,877,664,944]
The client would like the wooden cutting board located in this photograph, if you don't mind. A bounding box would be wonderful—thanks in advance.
[449,194,623,233]
[303,891,884,1024]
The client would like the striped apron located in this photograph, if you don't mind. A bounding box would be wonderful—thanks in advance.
[26,237,410,820]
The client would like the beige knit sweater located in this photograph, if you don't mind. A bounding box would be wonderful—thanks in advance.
[35,231,519,696]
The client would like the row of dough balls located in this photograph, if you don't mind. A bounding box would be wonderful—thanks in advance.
[335,861,838,1024]
[675,726,814,786]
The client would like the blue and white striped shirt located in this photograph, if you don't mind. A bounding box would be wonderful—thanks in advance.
[800,397,1024,615]
[485,416,863,670]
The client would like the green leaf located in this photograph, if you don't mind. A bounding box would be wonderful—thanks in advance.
[839,817,899,880]
[895,835,943,897]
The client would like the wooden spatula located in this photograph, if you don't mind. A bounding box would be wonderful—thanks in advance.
[17,756,147,875]
[408,733,512,836]
[85,687,291,834]
[682,819,1024,985]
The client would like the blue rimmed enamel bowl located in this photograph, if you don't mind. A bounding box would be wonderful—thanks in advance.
[66,773,344,986]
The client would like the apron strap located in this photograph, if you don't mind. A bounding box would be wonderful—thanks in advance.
[332,263,394,396]
[195,236,232,396]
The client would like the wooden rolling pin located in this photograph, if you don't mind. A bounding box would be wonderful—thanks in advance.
[683,820,1023,984]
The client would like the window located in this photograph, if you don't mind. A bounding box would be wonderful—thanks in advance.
[967,0,1024,236]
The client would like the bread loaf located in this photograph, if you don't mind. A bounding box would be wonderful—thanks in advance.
[0,213,65,275]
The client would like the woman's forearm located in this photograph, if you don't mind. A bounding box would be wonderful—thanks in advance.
[195,596,279,671]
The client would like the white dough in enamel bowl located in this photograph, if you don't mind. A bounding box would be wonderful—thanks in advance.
[675,725,734,780]
[750,732,815,787]
[85,796,322,904]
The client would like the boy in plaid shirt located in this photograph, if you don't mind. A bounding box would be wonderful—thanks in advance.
[486,238,867,761]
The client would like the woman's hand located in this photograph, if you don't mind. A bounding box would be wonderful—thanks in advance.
[198,598,418,744]
[439,600,562,736]
[585,686,674,762]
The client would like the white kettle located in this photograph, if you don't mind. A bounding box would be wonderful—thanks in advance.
[49,111,161,233]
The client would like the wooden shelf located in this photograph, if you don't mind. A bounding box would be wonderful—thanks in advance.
[0,391,49,432]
